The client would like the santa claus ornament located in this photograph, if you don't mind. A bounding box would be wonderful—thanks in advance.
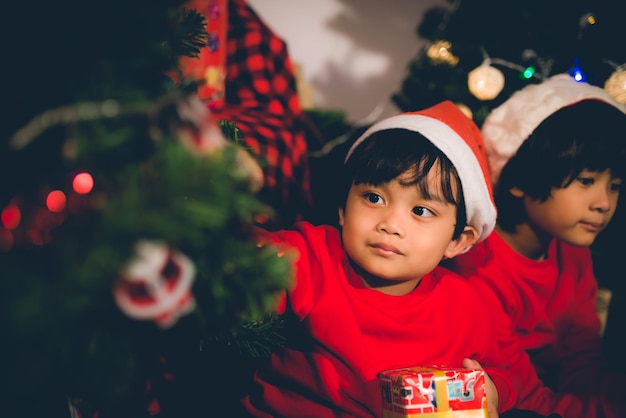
[114,240,197,328]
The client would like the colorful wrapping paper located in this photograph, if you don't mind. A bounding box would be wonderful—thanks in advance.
[378,366,488,417]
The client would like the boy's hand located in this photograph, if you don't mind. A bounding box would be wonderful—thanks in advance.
[463,358,499,418]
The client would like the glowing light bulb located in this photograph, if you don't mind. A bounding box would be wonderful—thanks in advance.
[568,60,586,82]
[426,40,459,66]
[468,65,505,100]
[522,67,535,79]
[46,190,67,213]
[572,69,585,81]
[1,204,21,229]
[73,172,94,194]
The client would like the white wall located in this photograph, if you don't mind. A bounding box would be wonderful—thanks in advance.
[247,0,447,123]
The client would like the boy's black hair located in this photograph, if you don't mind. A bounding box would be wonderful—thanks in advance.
[496,99,626,232]
[341,128,467,239]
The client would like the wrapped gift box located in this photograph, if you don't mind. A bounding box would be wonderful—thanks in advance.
[378,366,488,417]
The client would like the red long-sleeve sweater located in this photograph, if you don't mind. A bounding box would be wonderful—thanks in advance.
[242,222,529,417]
[448,231,626,416]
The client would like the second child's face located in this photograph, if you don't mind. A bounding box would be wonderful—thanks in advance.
[338,169,464,295]
[522,169,621,247]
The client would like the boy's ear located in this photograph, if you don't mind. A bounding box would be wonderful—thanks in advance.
[337,207,345,227]
[443,226,479,259]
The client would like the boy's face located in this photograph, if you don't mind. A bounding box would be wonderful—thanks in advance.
[338,168,476,295]
[518,169,621,247]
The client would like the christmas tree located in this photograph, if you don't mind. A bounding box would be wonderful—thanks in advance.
[1,1,290,416]
[393,0,626,126]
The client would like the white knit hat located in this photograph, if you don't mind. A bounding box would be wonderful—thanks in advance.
[345,101,496,243]
[482,74,626,185]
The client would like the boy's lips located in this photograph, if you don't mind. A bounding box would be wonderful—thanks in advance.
[370,243,403,255]
[579,220,603,232]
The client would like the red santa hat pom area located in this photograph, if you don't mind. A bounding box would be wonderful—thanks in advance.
[482,74,626,185]
[345,101,496,243]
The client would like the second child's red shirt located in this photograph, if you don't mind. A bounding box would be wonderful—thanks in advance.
[448,231,625,415]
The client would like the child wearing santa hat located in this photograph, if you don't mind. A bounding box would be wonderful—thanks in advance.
[446,74,626,416]
[239,100,613,417]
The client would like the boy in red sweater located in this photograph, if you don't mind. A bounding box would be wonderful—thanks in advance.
[240,100,613,417]
[446,74,626,416]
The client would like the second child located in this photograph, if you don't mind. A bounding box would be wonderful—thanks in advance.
[446,74,626,416]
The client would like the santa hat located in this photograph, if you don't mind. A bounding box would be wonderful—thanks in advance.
[482,74,626,185]
[345,101,496,243]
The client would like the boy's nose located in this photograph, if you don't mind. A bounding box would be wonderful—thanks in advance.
[377,211,404,236]
[591,188,612,213]
[379,225,401,236]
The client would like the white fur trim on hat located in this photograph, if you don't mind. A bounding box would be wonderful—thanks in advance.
[345,101,496,243]
[482,74,626,185]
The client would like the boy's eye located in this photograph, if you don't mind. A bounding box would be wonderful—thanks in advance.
[412,206,435,218]
[610,182,622,192]
[576,177,594,186]
[364,192,384,205]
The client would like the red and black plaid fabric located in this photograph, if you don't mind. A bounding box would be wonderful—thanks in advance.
[213,0,312,226]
